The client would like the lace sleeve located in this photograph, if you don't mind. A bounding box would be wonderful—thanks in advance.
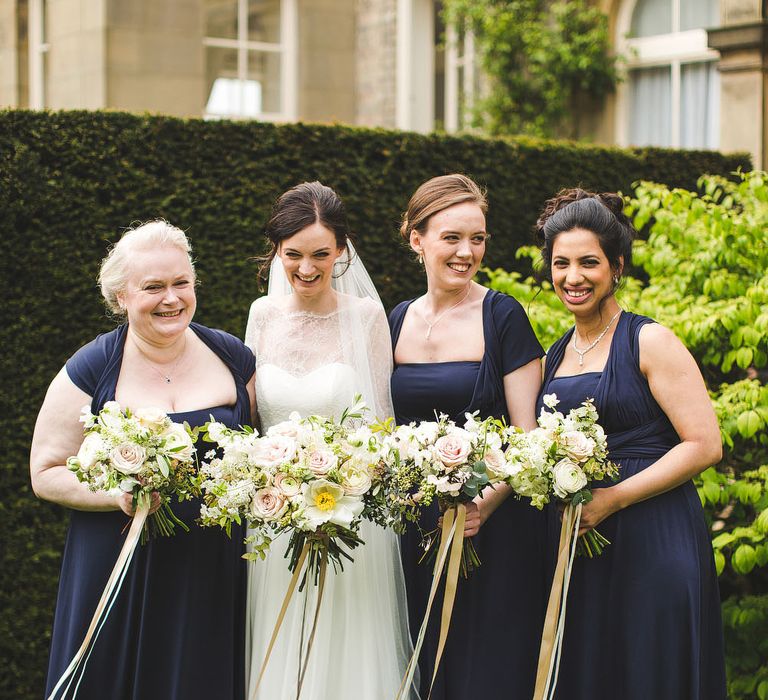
[364,303,395,421]
[244,297,266,354]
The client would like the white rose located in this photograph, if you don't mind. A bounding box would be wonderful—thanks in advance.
[133,406,169,431]
[267,420,300,439]
[433,434,472,468]
[561,431,596,461]
[340,467,372,496]
[162,423,196,461]
[250,486,288,521]
[274,472,301,497]
[306,449,337,477]
[76,432,107,471]
[482,448,508,481]
[552,458,588,499]
[109,442,146,475]
[254,435,297,468]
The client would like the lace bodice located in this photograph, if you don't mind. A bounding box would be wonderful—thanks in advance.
[244,294,394,427]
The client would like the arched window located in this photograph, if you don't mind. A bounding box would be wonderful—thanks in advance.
[616,0,720,149]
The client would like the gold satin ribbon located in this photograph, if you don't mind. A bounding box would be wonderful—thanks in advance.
[47,500,150,700]
[395,503,467,700]
[249,540,329,700]
[533,503,582,700]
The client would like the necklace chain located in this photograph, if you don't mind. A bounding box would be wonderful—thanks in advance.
[421,287,472,340]
[571,310,622,367]
[135,337,187,384]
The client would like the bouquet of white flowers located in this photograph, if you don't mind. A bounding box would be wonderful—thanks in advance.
[199,397,387,584]
[381,411,504,575]
[498,394,618,557]
[67,401,199,540]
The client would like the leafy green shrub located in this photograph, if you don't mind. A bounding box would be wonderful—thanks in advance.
[0,109,749,699]
[486,170,768,696]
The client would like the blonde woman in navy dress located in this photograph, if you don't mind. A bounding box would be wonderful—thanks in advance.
[534,189,726,699]
[389,174,549,699]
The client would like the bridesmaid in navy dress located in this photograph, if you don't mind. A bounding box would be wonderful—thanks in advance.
[30,221,255,700]
[534,189,726,699]
[390,174,550,699]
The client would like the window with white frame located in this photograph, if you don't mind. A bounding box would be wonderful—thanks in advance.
[27,0,49,109]
[203,0,297,121]
[433,1,478,133]
[617,0,721,149]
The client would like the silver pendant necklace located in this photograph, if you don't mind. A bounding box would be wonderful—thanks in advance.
[421,286,472,340]
[572,310,622,367]
[136,337,187,383]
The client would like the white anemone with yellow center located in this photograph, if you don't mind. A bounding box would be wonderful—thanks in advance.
[302,479,365,530]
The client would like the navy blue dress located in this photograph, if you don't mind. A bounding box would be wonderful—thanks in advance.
[538,312,726,700]
[45,323,253,700]
[390,289,550,700]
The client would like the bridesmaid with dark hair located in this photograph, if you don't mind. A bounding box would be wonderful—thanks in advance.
[535,189,726,699]
[390,174,550,699]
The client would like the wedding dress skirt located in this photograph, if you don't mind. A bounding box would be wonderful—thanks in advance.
[244,362,417,700]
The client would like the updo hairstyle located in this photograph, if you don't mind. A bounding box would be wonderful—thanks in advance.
[535,188,636,283]
[400,174,487,241]
[98,220,194,316]
[260,181,353,279]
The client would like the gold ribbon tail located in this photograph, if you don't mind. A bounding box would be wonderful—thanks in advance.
[394,507,458,700]
[296,548,328,699]
[427,502,467,699]
[249,541,311,700]
[47,500,150,700]
[532,503,582,700]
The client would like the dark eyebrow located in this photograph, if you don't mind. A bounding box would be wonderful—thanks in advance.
[283,247,332,254]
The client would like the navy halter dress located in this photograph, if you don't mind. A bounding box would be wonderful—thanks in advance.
[538,312,726,700]
[45,322,253,700]
[390,289,551,700]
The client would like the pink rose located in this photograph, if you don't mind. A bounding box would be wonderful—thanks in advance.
[254,436,296,468]
[434,434,471,468]
[306,449,338,477]
[109,443,146,475]
[250,486,287,521]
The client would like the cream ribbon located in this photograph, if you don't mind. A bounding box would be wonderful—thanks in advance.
[395,503,467,700]
[47,500,150,700]
[533,502,582,700]
[249,540,329,700]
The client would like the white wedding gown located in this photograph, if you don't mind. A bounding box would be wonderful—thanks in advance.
[244,294,417,700]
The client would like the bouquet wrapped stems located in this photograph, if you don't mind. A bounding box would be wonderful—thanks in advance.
[285,528,363,591]
[419,498,482,578]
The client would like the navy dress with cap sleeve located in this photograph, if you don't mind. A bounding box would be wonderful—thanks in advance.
[44,322,253,700]
[537,312,726,700]
[390,289,552,700]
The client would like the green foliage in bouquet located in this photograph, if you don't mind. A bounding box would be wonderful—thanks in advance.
[0,109,749,698]
[486,169,768,697]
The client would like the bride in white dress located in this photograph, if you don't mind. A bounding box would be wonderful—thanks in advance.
[243,182,417,700]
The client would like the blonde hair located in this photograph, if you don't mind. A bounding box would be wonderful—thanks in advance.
[98,220,194,315]
[399,174,488,241]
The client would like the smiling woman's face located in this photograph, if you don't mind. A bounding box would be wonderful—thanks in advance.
[550,227,620,316]
[117,245,196,343]
[277,222,344,299]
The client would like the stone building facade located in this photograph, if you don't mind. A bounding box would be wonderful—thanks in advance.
[1,0,766,167]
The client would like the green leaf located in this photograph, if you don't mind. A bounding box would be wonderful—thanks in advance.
[156,453,170,478]
[714,550,725,576]
[711,532,736,548]
[702,480,721,504]
[733,543,757,575]
[737,410,762,439]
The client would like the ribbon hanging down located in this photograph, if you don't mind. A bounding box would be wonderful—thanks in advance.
[395,502,467,700]
[533,502,583,700]
[47,500,151,700]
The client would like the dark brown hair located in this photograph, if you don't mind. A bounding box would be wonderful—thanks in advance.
[535,188,636,280]
[259,181,353,279]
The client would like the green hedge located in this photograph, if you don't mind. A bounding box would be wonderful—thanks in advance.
[0,109,750,699]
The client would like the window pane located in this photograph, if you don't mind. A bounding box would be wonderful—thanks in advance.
[680,0,719,31]
[248,50,281,113]
[248,0,281,44]
[630,0,671,37]
[629,66,672,147]
[205,46,239,114]
[205,0,237,40]
[681,61,719,148]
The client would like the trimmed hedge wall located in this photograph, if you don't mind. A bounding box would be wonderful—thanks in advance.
[0,109,750,699]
